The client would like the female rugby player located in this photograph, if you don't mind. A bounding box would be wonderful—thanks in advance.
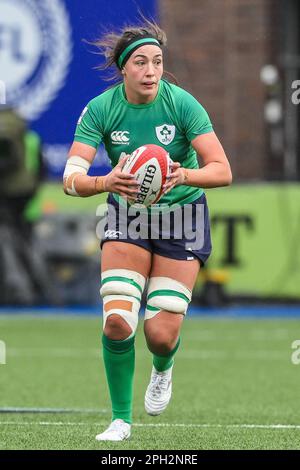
[63,19,232,441]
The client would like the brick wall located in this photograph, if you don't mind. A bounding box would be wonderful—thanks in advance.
[159,0,280,180]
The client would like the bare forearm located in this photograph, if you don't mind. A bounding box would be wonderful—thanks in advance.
[184,162,232,189]
[63,154,140,199]
[63,174,107,197]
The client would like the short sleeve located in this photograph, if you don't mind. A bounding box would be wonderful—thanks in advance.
[180,90,213,142]
[74,100,103,149]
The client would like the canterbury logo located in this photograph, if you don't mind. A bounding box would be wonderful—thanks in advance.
[104,230,123,239]
[111,131,130,144]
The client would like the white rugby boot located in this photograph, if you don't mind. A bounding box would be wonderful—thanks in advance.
[144,365,173,416]
[95,419,131,441]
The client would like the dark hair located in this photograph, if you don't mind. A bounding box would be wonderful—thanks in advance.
[90,18,177,84]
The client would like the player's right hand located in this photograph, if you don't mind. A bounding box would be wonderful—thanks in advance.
[104,155,139,200]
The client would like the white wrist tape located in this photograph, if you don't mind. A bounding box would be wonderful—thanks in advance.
[63,156,91,196]
[63,156,91,178]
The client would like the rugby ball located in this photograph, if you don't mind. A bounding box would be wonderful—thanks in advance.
[122,144,172,206]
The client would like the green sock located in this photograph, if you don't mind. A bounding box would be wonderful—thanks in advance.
[102,334,135,424]
[153,338,181,372]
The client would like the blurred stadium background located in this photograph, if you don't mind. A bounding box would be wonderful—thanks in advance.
[0,0,300,450]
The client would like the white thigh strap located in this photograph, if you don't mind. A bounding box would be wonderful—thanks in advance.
[100,269,146,301]
[145,276,192,320]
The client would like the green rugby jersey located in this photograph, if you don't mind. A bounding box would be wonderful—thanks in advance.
[74,79,213,207]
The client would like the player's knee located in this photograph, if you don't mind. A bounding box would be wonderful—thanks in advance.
[100,269,146,339]
[104,314,132,340]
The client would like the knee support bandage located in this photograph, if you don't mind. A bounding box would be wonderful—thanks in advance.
[100,269,146,334]
[145,276,192,320]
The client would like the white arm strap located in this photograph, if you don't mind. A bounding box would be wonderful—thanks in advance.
[63,156,91,196]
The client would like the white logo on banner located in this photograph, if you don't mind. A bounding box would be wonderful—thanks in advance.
[0,0,72,121]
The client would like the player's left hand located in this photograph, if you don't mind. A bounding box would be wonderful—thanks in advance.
[162,162,186,194]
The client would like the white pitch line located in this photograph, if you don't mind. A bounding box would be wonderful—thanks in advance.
[6,348,287,360]
[134,423,300,429]
[7,348,100,358]
[0,407,108,414]
[0,422,300,430]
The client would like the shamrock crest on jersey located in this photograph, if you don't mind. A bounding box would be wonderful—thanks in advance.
[155,124,175,145]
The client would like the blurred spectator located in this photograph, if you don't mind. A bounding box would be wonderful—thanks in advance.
[0,107,45,232]
[0,107,52,305]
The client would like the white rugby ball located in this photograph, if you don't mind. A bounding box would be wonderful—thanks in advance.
[122,144,172,206]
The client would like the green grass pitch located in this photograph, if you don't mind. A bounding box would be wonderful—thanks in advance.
[0,313,300,450]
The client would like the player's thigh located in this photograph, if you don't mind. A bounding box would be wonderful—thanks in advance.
[150,253,200,291]
[144,254,201,332]
[101,241,152,279]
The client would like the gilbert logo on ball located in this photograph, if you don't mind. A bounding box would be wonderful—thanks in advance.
[0,0,72,121]
[122,144,172,207]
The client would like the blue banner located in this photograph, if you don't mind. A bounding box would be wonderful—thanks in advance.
[0,0,157,178]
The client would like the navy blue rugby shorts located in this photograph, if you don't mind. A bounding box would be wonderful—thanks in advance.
[100,193,212,266]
